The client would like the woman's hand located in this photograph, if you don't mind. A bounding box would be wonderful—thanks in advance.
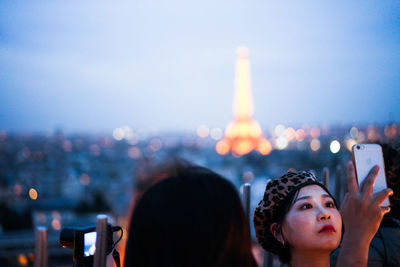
[341,161,392,243]
[336,161,393,266]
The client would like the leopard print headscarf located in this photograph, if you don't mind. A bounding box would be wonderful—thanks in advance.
[253,170,332,249]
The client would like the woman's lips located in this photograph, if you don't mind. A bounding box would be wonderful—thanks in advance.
[318,225,336,233]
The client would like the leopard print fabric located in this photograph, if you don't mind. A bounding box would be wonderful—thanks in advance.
[253,170,325,247]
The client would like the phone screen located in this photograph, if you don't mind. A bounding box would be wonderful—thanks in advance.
[352,144,390,207]
[84,231,97,257]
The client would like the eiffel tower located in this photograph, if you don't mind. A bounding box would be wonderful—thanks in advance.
[216,47,272,156]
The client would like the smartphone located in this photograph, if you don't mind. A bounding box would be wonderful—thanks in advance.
[352,144,390,207]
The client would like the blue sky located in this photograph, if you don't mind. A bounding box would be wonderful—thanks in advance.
[1,0,399,133]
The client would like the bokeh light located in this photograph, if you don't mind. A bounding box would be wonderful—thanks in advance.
[330,140,341,154]
[216,140,230,155]
[90,144,101,156]
[28,188,38,200]
[14,184,23,196]
[274,124,286,136]
[51,219,61,230]
[258,140,272,155]
[149,138,162,152]
[128,147,141,159]
[80,174,90,186]
[350,126,359,139]
[275,136,289,150]
[310,128,320,139]
[310,138,321,151]
[384,124,397,139]
[242,171,254,182]
[295,129,306,142]
[210,128,223,140]
[345,138,357,152]
[18,254,28,266]
[113,128,124,141]
[127,132,139,145]
[62,140,73,152]
[285,127,296,141]
[197,125,210,138]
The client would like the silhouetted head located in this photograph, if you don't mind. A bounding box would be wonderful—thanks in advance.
[124,165,256,267]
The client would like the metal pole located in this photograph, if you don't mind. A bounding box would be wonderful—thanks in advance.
[322,167,329,188]
[262,251,274,267]
[241,183,251,221]
[93,214,108,267]
[335,165,342,206]
[34,226,47,267]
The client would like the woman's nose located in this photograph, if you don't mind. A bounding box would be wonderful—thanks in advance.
[317,208,331,221]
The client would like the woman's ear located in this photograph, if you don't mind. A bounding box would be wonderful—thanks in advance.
[270,223,283,243]
[270,223,286,246]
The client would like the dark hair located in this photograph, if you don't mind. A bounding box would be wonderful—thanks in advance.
[124,165,256,267]
[264,185,337,264]
[382,143,400,219]
[262,189,298,264]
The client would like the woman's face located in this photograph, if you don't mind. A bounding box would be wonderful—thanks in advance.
[281,185,342,252]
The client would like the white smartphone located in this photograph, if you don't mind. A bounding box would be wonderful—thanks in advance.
[352,143,390,207]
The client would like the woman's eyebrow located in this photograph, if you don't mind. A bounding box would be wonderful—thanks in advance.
[294,196,311,202]
[295,194,332,203]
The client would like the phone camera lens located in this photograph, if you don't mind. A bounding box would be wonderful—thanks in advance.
[356,145,360,150]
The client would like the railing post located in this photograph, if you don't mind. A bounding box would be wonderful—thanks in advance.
[34,226,47,267]
[93,214,108,267]
[263,251,275,267]
[241,183,251,221]
[322,167,329,188]
[335,165,342,206]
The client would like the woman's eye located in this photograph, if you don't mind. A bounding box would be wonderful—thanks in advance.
[326,201,335,208]
[300,203,312,210]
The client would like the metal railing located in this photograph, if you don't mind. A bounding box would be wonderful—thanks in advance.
[28,166,346,267]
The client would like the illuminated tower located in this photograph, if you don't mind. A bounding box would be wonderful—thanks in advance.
[216,47,272,156]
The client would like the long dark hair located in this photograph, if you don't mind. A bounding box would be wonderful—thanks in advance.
[124,165,256,267]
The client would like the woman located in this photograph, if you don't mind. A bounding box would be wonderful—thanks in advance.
[124,164,257,267]
[254,163,393,267]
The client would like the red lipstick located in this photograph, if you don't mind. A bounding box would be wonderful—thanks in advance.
[319,225,335,233]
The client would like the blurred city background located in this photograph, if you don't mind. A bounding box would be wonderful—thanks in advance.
[1,0,400,266]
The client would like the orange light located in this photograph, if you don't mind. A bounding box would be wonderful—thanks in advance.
[18,254,28,266]
[258,140,272,155]
[233,140,253,155]
[295,129,306,141]
[285,127,296,141]
[216,140,230,155]
[29,188,38,200]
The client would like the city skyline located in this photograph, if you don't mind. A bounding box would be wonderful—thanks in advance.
[1,1,400,133]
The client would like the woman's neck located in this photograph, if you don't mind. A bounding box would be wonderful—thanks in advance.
[289,249,330,267]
